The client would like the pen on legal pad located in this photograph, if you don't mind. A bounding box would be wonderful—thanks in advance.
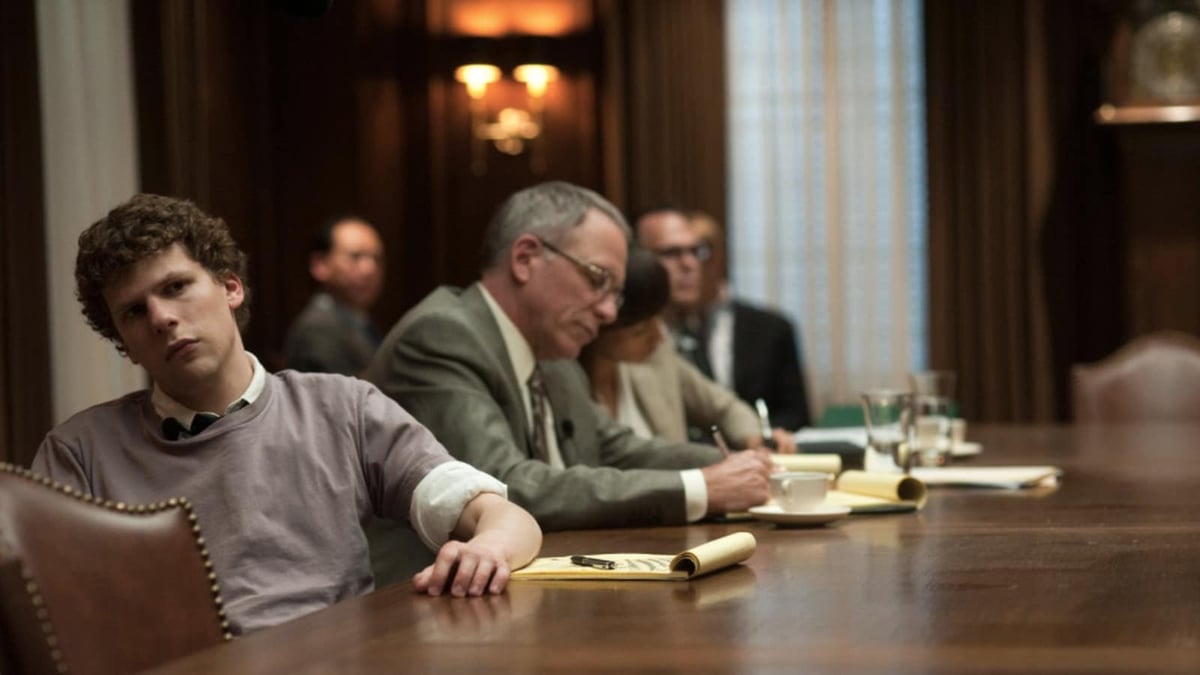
[710,425,732,457]
[755,399,777,450]
[570,555,616,570]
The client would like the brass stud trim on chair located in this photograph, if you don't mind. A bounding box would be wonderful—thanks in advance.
[177,499,233,641]
[11,562,69,674]
[1,520,66,672]
[0,463,235,650]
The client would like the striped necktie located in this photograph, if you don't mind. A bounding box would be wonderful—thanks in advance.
[527,366,551,463]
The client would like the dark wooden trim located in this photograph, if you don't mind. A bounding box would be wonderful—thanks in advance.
[0,0,53,466]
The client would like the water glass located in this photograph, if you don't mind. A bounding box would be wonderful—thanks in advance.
[911,395,954,467]
[909,370,957,400]
[860,390,913,473]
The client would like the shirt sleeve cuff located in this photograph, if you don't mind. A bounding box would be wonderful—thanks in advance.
[410,460,508,550]
[681,468,708,522]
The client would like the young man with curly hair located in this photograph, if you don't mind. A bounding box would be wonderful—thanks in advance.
[32,193,541,635]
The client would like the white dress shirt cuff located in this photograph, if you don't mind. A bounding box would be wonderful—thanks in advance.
[410,461,508,550]
[681,468,709,522]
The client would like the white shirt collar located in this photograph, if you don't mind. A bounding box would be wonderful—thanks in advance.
[479,284,536,387]
[151,352,266,427]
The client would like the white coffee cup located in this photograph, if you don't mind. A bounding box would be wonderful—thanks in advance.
[768,472,828,512]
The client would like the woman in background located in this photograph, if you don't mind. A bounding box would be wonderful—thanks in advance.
[580,248,793,451]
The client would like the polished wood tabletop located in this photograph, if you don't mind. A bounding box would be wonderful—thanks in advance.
[145,425,1200,673]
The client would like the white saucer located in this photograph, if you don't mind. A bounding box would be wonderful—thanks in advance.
[748,503,851,526]
[952,441,983,458]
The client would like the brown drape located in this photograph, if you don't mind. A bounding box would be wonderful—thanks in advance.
[925,0,1124,422]
[0,0,52,467]
[612,0,727,217]
[132,0,289,365]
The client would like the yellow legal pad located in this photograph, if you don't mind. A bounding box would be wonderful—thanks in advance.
[825,470,928,513]
[511,532,756,581]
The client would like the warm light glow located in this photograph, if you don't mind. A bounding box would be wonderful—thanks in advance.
[513,64,559,98]
[444,0,589,36]
[454,64,501,99]
[482,107,541,155]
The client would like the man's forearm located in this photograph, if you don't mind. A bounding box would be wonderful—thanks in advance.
[454,492,542,568]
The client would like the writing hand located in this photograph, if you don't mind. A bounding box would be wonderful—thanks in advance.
[701,448,774,514]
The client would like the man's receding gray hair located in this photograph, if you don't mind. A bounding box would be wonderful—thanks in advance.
[481,181,631,269]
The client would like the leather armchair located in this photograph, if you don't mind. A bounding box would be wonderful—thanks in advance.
[1072,331,1200,423]
[0,464,229,675]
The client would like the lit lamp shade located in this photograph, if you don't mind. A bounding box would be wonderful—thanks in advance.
[454,64,502,99]
[513,64,559,98]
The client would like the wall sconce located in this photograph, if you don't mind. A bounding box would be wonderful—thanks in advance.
[455,63,559,175]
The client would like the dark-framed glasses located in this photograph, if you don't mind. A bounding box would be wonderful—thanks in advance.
[653,243,712,262]
[537,237,625,308]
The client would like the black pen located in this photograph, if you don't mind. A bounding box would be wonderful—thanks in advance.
[570,555,616,570]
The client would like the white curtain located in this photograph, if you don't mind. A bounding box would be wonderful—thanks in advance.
[37,0,144,423]
[725,0,927,418]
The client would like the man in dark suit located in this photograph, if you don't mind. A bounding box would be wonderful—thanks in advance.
[636,208,811,431]
[365,182,773,531]
[717,299,811,430]
[284,216,384,375]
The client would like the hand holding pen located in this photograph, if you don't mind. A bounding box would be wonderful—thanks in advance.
[702,425,775,514]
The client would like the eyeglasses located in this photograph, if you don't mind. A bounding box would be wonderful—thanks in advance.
[653,243,712,262]
[537,237,625,308]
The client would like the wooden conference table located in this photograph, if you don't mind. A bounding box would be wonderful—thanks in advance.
[146,425,1200,674]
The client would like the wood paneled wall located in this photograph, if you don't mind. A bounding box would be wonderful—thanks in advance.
[1108,125,1200,337]
[926,0,1200,420]
[9,0,1194,434]
[132,0,625,366]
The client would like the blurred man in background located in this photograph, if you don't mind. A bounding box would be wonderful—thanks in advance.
[285,215,384,375]
[637,207,811,431]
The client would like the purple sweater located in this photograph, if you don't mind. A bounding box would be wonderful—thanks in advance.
[33,371,453,634]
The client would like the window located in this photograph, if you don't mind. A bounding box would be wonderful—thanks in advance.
[726,0,927,416]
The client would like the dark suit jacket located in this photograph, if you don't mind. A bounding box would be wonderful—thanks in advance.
[284,293,379,376]
[364,284,722,531]
[718,300,811,430]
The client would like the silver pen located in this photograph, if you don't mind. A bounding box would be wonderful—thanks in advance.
[710,425,732,458]
[755,399,777,450]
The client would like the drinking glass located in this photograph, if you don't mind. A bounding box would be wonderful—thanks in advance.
[909,370,957,400]
[910,395,954,467]
[860,390,913,473]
